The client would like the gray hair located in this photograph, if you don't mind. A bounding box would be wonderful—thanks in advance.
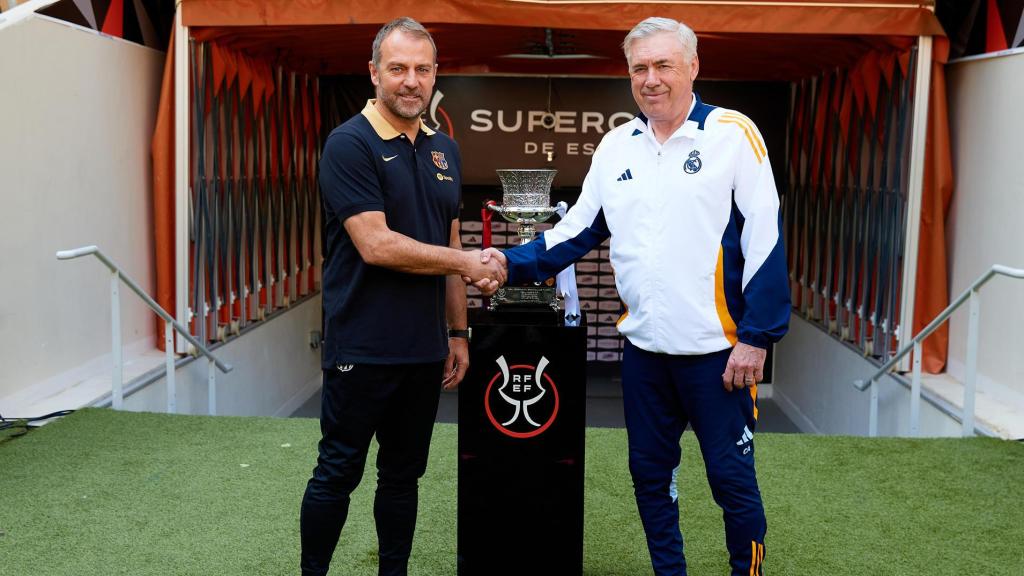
[371,17,437,67]
[622,17,698,65]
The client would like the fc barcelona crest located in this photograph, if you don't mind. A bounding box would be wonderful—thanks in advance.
[431,150,448,170]
[684,150,702,174]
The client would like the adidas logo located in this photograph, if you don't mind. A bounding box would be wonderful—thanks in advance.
[616,168,634,182]
[735,425,753,445]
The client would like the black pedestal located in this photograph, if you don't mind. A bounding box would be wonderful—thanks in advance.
[458,310,587,576]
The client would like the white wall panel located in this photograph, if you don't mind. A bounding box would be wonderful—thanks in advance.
[946,52,1024,403]
[0,16,163,402]
[774,316,962,437]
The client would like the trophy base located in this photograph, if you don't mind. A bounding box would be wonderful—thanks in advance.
[488,286,559,312]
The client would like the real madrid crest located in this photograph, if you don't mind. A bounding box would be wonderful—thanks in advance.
[684,150,702,174]
[431,150,448,170]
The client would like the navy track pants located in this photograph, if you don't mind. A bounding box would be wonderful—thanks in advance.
[622,340,766,576]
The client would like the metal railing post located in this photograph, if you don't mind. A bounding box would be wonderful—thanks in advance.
[111,269,123,410]
[851,264,1024,437]
[165,321,177,413]
[57,245,233,414]
[869,379,879,437]
[909,340,923,436]
[963,289,980,436]
[208,358,217,416]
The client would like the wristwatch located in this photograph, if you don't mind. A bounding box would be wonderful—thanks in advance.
[448,328,472,341]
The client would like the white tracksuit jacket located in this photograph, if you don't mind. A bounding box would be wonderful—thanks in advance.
[504,93,790,354]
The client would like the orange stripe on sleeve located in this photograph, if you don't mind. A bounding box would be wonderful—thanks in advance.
[715,245,739,346]
[721,112,767,157]
[718,118,764,163]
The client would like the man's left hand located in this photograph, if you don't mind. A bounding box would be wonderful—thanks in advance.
[722,342,766,392]
[443,336,469,391]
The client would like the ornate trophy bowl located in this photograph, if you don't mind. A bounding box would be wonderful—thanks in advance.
[487,169,560,311]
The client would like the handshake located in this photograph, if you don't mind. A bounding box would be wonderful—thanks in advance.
[460,248,507,296]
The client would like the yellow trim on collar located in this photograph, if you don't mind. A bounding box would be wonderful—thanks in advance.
[361,99,436,140]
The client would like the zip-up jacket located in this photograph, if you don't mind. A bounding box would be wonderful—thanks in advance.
[504,94,790,354]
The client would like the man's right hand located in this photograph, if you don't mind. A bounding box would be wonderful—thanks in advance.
[462,249,506,292]
[472,248,507,296]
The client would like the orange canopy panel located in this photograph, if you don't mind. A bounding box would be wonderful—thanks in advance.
[187,24,919,81]
[181,0,941,34]
[181,0,941,80]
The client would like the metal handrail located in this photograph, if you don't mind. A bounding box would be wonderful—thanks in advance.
[853,264,1024,437]
[57,245,233,415]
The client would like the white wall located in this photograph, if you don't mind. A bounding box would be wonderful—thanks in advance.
[774,316,963,437]
[123,295,324,418]
[946,51,1024,404]
[773,53,1024,438]
[0,16,164,402]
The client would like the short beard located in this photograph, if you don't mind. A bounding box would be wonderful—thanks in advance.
[379,88,428,120]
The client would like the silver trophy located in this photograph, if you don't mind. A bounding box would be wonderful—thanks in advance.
[487,169,562,311]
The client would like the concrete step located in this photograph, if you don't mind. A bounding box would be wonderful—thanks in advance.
[920,372,1024,439]
[1,344,165,423]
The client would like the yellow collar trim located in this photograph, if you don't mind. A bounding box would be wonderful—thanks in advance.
[361,99,436,140]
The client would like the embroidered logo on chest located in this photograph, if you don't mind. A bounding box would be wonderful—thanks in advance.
[431,150,448,170]
[684,150,702,174]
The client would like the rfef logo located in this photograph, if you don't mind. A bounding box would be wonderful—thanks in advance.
[484,355,560,439]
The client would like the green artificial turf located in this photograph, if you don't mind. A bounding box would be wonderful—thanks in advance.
[1,409,1022,575]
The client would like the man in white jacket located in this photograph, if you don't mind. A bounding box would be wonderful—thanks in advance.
[479,17,790,576]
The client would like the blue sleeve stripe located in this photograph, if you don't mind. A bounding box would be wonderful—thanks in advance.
[720,204,746,339]
[504,209,610,284]
[736,214,791,348]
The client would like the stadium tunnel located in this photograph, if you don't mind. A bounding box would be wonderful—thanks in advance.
[150,0,953,426]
